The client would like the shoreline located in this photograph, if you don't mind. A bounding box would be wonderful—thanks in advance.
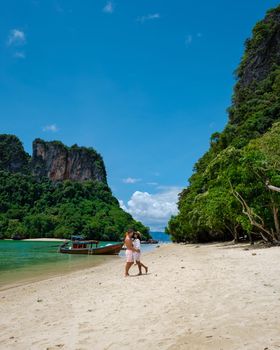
[0,255,115,292]
[0,239,120,291]
[0,242,161,292]
[3,238,65,242]
[0,255,115,293]
[22,238,66,242]
[1,243,280,349]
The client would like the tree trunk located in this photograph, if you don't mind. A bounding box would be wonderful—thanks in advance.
[267,184,280,193]
[272,205,280,241]
[232,189,274,243]
[233,225,239,243]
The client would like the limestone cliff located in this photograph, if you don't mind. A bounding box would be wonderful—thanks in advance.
[32,139,107,183]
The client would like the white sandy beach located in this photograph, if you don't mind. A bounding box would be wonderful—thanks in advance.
[22,238,66,242]
[1,243,280,350]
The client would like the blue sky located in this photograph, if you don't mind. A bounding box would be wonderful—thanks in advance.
[1,0,279,230]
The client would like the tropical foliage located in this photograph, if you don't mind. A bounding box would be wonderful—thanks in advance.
[167,6,280,244]
[0,171,149,240]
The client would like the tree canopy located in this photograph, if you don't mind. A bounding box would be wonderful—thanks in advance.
[0,171,149,240]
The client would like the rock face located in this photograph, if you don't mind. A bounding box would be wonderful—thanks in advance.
[237,7,280,87]
[0,134,30,174]
[32,139,107,183]
[0,135,107,183]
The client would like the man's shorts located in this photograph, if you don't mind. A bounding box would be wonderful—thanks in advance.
[125,249,133,263]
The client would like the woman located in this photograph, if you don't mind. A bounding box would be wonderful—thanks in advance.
[133,231,148,275]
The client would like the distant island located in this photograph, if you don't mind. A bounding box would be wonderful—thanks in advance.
[0,135,149,240]
[167,6,280,245]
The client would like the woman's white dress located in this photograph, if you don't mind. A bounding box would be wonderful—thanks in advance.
[133,238,141,261]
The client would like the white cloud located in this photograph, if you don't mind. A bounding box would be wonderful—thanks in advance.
[42,124,59,132]
[8,29,26,46]
[137,13,160,23]
[122,177,141,184]
[103,1,114,14]
[14,51,25,59]
[119,186,181,231]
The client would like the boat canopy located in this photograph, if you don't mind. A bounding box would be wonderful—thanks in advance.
[71,235,86,241]
[71,240,99,244]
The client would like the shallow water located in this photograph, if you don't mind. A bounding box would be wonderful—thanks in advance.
[0,240,119,289]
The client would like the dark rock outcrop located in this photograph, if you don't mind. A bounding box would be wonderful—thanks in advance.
[0,134,30,174]
[237,7,280,87]
[32,139,107,183]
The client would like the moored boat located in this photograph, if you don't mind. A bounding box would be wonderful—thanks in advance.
[59,240,123,255]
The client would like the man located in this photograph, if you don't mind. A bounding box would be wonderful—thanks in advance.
[124,229,139,277]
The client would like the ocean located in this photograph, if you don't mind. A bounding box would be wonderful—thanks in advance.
[150,231,171,242]
[0,240,117,289]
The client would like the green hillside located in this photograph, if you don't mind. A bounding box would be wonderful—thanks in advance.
[0,135,149,240]
[167,6,280,244]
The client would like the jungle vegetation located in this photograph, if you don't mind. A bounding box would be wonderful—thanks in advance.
[0,136,149,241]
[167,6,280,244]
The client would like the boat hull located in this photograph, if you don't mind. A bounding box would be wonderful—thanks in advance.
[59,242,123,255]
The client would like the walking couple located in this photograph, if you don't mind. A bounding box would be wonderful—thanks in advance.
[124,229,148,277]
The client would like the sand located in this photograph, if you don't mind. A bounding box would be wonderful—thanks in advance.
[22,238,66,242]
[1,243,280,350]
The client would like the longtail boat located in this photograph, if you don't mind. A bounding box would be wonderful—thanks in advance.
[59,240,123,255]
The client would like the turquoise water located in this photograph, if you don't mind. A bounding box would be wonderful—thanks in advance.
[0,240,159,289]
[150,231,171,242]
[0,240,119,289]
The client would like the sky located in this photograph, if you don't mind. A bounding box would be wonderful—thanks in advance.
[1,0,279,231]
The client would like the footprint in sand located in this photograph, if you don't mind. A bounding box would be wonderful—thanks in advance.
[137,339,146,343]
[79,322,90,328]
[46,345,64,350]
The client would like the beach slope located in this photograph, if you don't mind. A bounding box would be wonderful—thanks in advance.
[1,243,280,350]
